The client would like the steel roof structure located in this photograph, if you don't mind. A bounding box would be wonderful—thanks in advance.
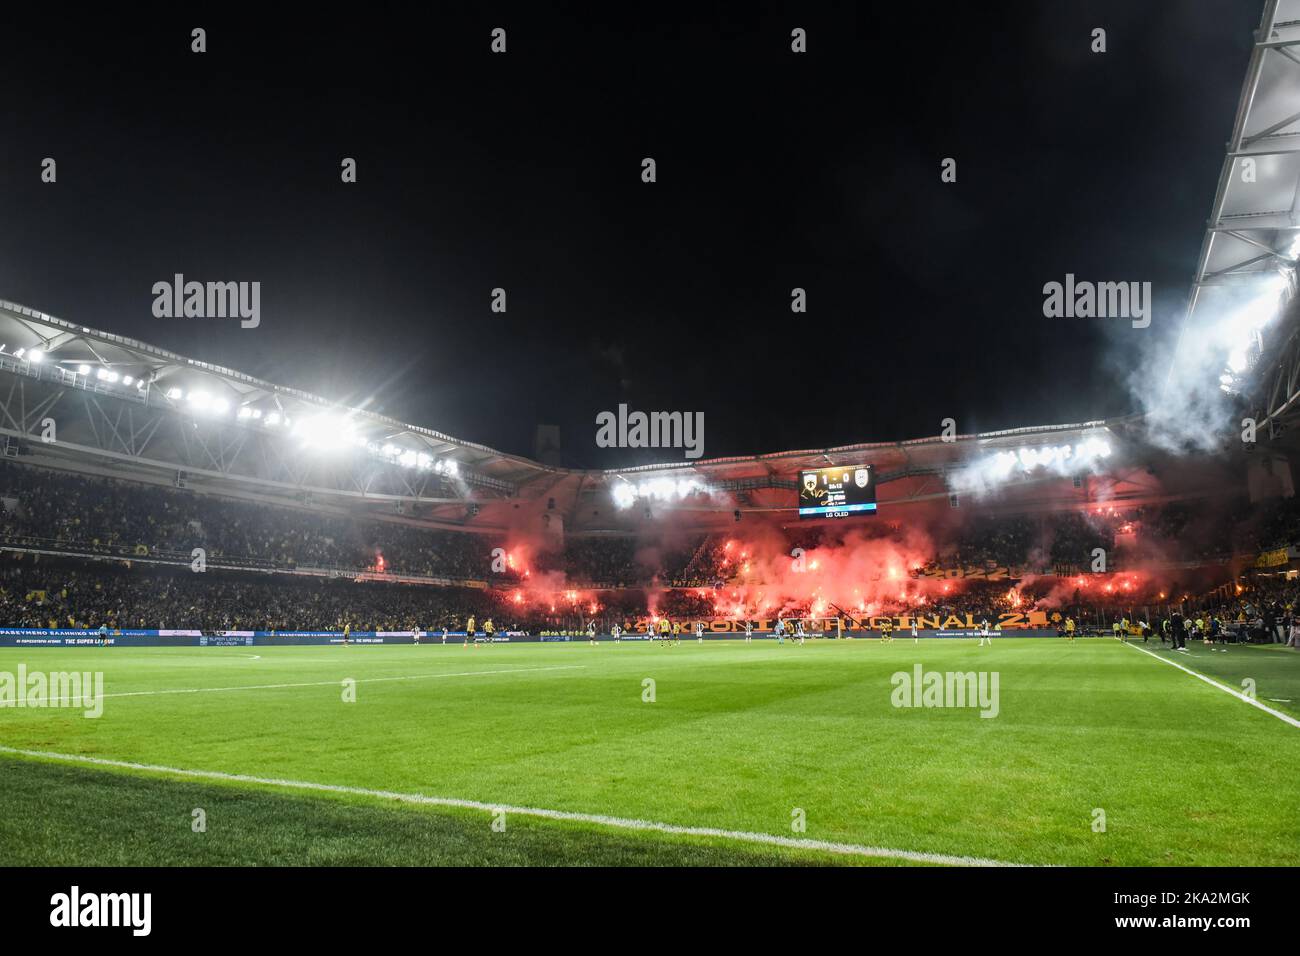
[1176,0,1300,435]
[0,297,1205,536]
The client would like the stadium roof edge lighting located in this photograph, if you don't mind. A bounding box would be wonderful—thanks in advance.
[1170,0,1300,396]
[0,300,1127,496]
[600,421,1118,476]
[0,299,553,489]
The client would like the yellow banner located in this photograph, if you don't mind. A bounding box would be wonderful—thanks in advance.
[631,611,1050,632]
[1254,547,1289,569]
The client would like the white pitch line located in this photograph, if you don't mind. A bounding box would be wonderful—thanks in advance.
[0,744,1024,867]
[1117,639,1300,730]
[36,664,586,705]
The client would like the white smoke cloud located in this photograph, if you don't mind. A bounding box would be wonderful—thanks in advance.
[1133,271,1293,453]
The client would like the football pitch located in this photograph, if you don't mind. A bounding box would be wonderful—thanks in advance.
[1,638,1297,867]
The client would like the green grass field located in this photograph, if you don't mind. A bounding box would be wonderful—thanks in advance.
[1,637,1297,866]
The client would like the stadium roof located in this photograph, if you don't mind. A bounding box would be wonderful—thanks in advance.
[0,298,557,491]
[1176,0,1300,416]
[0,300,1220,532]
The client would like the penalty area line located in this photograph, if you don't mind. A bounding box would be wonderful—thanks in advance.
[1117,639,1300,730]
[0,745,1025,867]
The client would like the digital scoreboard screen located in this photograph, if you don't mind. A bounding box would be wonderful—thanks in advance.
[797,465,877,519]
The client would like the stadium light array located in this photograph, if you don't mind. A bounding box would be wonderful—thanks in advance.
[365,439,453,474]
[149,387,459,476]
[1223,274,1285,377]
[274,412,457,475]
[612,476,709,509]
[952,436,1112,496]
[988,438,1111,480]
[292,412,360,451]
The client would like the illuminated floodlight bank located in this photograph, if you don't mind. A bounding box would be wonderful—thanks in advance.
[612,476,709,509]
[953,436,1112,496]
[364,438,456,473]
[293,412,360,451]
[1222,274,1286,381]
[150,385,461,476]
[989,438,1110,477]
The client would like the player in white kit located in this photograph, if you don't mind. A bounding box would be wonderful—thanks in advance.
[744,620,753,642]
[979,618,991,646]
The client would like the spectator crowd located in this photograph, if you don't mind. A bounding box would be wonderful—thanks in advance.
[0,460,1298,640]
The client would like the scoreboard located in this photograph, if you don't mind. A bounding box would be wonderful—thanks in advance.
[797,465,877,519]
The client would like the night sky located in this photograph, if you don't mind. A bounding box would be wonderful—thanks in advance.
[0,2,1263,468]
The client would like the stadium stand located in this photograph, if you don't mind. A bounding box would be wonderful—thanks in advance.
[2,448,1299,638]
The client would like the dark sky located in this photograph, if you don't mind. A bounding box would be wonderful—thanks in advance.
[0,2,1263,468]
